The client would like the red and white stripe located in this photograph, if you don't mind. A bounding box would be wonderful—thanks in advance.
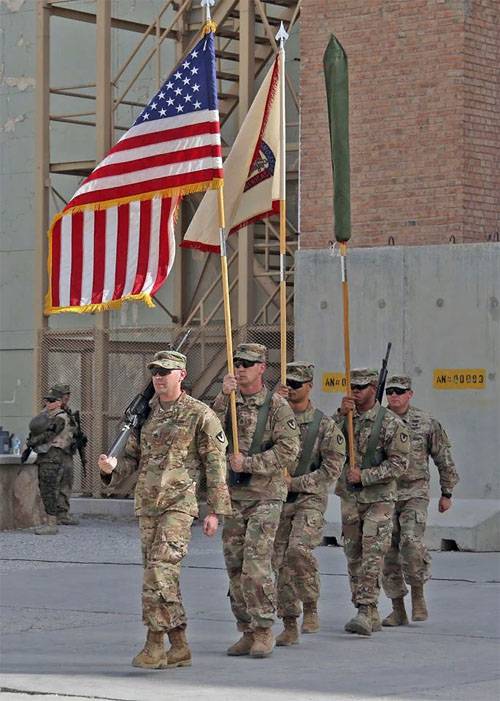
[50,197,177,309]
[64,111,222,211]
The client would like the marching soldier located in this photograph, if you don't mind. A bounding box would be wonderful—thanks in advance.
[382,375,459,625]
[212,343,300,658]
[335,368,410,636]
[98,350,231,669]
[273,362,346,645]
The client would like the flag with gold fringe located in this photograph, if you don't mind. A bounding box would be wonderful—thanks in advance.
[181,54,281,252]
[45,29,222,314]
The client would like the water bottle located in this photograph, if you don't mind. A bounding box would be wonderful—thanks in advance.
[12,436,22,456]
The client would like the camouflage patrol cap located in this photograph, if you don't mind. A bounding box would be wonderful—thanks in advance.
[350,368,378,386]
[51,383,70,395]
[44,388,64,401]
[233,343,267,363]
[386,374,412,390]
[147,350,187,371]
[286,361,314,383]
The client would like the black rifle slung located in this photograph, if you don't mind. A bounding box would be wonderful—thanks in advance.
[107,329,191,459]
[375,342,392,404]
[71,409,88,478]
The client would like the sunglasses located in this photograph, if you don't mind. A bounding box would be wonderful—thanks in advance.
[233,358,257,369]
[150,367,173,377]
[386,387,407,396]
[286,379,305,390]
[351,384,370,391]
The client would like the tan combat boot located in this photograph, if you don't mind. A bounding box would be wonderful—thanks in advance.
[276,617,299,646]
[226,632,254,656]
[370,604,382,632]
[57,513,80,525]
[382,597,409,626]
[163,627,192,668]
[34,515,59,536]
[411,585,428,621]
[132,630,167,669]
[301,602,320,634]
[344,605,372,636]
[249,627,274,658]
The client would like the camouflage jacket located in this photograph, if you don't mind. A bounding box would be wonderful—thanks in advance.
[287,404,346,513]
[103,392,232,518]
[212,386,300,502]
[31,408,73,458]
[395,405,459,500]
[334,402,410,503]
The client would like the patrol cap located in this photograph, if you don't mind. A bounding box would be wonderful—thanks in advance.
[147,350,186,371]
[44,388,64,401]
[286,361,314,383]
[386,374,412,390]
[350,368,378,386]
[233,343,267,363]
[51,383,70,395]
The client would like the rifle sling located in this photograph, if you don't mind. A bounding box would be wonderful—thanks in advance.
[294,409,324,478]
[361,406,387,470]
[227,389,273,486]
[344,406,387,493]
[286,408,323,503]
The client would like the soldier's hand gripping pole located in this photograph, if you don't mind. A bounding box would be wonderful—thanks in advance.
[107,329,192,459]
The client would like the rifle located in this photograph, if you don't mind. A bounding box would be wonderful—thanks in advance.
[107,329,192,459]
[72,409,88,478]
[375,342,392,404]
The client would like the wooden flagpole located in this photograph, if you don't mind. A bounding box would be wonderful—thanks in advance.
[217,189,239,453]
[202,0,238,452]
[277,22,289,386]
[340,242,355,472]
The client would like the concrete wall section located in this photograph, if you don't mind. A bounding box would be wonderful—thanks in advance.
[295,243,500,503]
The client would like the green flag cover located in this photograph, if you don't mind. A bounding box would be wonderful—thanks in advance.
[323,35,351,242]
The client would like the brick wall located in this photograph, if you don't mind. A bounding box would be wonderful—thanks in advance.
[463,1,499,242]
[300,0,499,248]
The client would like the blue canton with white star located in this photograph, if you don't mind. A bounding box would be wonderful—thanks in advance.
[134,32,217,127]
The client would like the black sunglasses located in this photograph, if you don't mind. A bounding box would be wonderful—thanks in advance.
[150,367,173,377]
[351,383,370,391]
[386,387,407,396]
[286,379,305,390]
[233,358,257,369]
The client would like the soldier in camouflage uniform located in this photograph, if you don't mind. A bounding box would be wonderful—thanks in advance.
[334,368,410,636]
[212,343,300,658]
[98,350,231,670]
[273,362,346,646]
[28,388,74,535]
[50,383,82,525]
[382,374,459,625]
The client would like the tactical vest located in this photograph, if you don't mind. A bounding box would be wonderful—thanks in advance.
[49,410,73,453]
[226,390,273,487]
[286,408,324,503]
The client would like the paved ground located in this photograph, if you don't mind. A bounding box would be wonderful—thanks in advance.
[1,516,499,701]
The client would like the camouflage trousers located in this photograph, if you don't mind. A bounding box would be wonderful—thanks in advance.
[56,454,74,516]
[273,501,324,618]
[382,497,431,599]
[223,499,282,630]
[37,458,64,517]
[341,496,394,606]
[139,510,193,632]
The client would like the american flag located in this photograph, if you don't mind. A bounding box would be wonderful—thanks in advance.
[46,30,222,314]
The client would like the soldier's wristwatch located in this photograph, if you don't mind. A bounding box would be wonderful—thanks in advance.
[441,491,452,499]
